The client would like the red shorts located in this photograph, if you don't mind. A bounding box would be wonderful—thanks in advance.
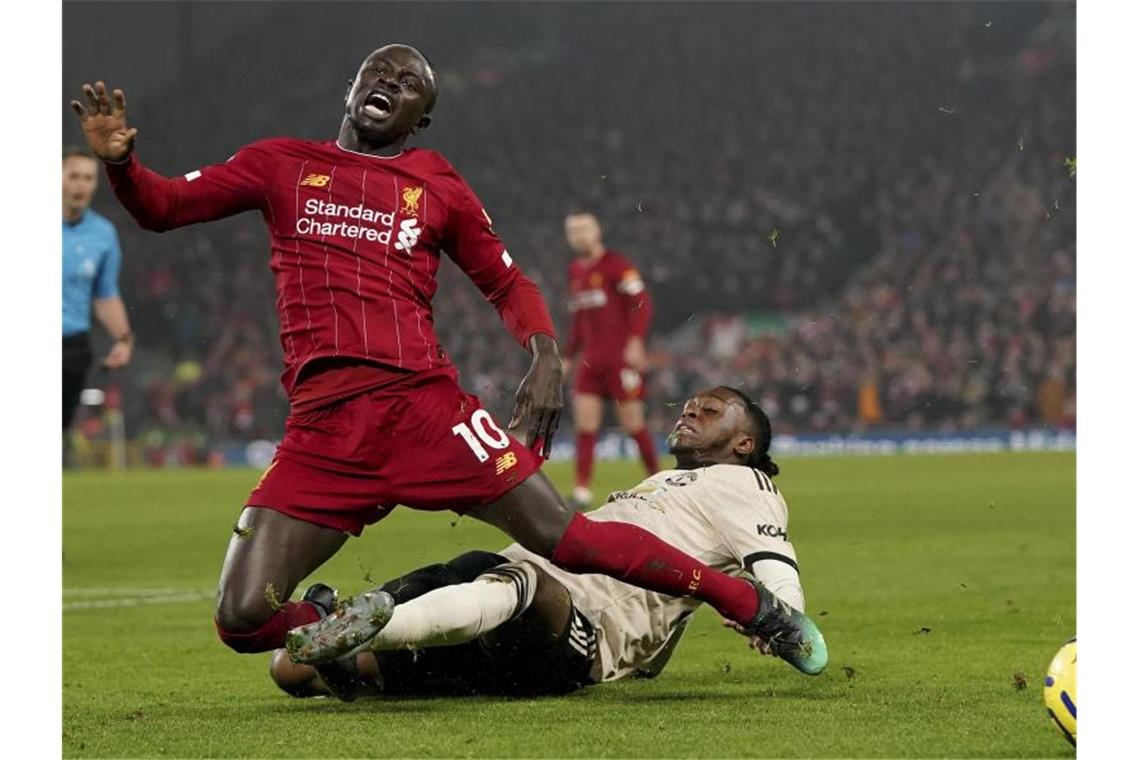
[574,360,646,401]
[248,367,542,535]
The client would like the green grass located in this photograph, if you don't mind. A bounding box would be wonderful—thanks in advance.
[63,453,1075,758]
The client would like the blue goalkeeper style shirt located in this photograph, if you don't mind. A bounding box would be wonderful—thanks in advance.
[63,209,122,337]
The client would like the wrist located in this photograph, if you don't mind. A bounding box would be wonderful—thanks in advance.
[113,331,136,345]
[528,332,560,359]
[102,152,133,167]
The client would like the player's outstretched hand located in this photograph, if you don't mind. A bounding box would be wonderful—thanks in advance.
[510,334,564,459]
[69,81,138,162]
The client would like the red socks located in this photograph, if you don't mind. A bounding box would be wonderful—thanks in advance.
[578,429,659,486]
[551,512,759,625]
[575,431,596,488]
[630,428,660,474]
[215,601,322,653]
[578,429,659,488]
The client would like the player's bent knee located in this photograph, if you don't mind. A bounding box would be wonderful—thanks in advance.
[528,563,573,621]
[215,586,276,638]
[484,561,573,650]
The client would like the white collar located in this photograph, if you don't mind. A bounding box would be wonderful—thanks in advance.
[334,140,407,161]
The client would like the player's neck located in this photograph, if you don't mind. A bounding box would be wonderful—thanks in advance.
[63,204,85,224]
[586,246,606,262]
[674,454,734,470]
[336,121,408,158]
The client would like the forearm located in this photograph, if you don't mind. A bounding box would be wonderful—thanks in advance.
[565,317,582,359]
[492,274,557,350]
[625,292,653,339]
[103,155,182,231]
[92,296,133,340]
[104,151,259,231]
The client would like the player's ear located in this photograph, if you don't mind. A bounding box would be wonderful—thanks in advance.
[344,80,354,103]
[734,433,756,460]
[412,114,432,134]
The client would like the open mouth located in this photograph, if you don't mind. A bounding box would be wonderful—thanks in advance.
[674,423,696,435]
[362,91,393,120]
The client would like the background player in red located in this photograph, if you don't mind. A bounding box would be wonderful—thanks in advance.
[564,211,657,508]
[69,45,810,670]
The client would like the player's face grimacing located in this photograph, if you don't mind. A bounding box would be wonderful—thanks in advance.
[344,45,437,146]
[667,388,756,467]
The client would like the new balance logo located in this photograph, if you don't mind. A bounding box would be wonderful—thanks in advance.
[300,173,331,187]
[393,218,422,253]
[494,452,518,475]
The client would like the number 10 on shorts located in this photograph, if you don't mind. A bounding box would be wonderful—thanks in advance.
[452,409,510,462]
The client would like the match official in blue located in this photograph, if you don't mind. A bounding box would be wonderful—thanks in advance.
[62,146,134,431]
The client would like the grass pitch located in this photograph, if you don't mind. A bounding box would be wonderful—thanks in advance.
[63,452,1075,758]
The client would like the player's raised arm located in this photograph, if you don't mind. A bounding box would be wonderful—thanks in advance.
[69,81,265,231]
[443,184,564,456]
[70,82,137,162]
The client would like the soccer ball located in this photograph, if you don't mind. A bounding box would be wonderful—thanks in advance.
[1043,637,1076,746]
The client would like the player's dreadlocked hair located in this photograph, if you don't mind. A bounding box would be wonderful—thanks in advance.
[720,387,779,478]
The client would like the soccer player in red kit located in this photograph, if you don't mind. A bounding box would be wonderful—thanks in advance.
[564,212,657,508]
[69,46,812,671]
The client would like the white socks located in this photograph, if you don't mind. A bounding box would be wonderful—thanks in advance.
[368,562,538,651]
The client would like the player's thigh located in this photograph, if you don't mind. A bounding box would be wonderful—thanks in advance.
[615,398,647,432]
[466,471,574,557]
[573,392,604,432]
[485,561,574,648]
[481,563,597,695]
[380,369,546,515]
[216,506,348,629]
[61,340,92,425]
[61,364,87,409]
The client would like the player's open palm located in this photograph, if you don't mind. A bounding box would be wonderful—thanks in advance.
[69,81,138,162]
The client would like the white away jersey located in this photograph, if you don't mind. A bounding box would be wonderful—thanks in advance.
[500,464,803,682]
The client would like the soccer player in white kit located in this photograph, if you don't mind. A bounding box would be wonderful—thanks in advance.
[279,387,826,699]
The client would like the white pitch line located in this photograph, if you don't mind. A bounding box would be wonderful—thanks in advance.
[63,590,213,612]
[63,587,205,597]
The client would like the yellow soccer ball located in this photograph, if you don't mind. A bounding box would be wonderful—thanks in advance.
[1043,637,1076,746]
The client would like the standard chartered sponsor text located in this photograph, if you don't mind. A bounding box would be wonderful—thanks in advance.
[296,198,396,243]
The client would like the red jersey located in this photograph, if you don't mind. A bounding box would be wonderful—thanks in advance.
[565,250,652,364]
[106,138,554,408]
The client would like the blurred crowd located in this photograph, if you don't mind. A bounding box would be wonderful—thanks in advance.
[76,1,1075,451]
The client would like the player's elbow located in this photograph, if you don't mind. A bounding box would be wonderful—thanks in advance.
[486,271,524,308]
[133,215,173,233]
[120,203,175,232]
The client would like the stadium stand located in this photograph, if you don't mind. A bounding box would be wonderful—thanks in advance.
[67,1,1074,458]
